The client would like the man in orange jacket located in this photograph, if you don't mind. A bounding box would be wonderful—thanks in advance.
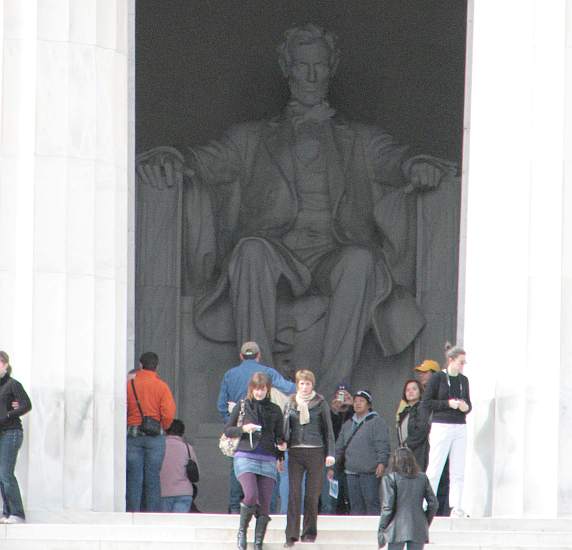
[126,351,176,512]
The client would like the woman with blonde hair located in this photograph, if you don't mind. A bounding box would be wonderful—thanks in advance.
[224,371,286,550]
[283,369,335,547]
[0,351,32,524]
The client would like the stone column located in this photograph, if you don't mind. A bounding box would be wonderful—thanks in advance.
[461,0,571,516]
[0,0,132,512]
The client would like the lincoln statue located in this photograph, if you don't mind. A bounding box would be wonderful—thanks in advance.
[136,24,455,395]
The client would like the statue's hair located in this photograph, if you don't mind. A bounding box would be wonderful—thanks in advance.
[277,23,341,69]
[444,341,466,362]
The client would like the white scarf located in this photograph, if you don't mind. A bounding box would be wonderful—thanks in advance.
[295,391,316,425]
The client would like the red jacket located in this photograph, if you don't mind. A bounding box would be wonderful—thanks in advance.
[127,369,176,430]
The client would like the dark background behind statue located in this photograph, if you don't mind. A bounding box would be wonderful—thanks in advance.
[136,0,467,159]
[135,0,467,511]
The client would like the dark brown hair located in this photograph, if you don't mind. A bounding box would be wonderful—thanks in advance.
[247,372,272,400]
[0,351,12,376]
[388,446,420,477]
[401,379,423,403]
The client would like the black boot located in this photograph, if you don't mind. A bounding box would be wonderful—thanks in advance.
[254,514,270,549]
[237,503,256,550]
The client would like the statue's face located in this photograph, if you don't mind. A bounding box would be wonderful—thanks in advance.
[286,40,332,106]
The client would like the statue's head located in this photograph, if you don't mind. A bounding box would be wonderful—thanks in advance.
[277,24,341,107]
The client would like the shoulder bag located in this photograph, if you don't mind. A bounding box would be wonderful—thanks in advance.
[184,441,200,483]
[131,379,162,436]
[219,400,246,457]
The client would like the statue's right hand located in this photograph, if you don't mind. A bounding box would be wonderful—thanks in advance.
[136,146,186,189]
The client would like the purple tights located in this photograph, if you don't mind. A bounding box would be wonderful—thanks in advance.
[238,472,276,515]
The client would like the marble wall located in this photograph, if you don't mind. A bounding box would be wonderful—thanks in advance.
[0,1,132,512]
[462,0,572,517]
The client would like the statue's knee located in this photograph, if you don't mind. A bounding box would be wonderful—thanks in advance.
[230,238,270,266]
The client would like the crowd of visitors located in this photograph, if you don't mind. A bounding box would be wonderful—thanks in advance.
[214,341,470,548]
[118,340,470,549]
[0,338,469,550]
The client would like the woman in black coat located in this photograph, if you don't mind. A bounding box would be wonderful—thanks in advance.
[224,372,286,550]
[378,447,437,550]
[397,380,431,471]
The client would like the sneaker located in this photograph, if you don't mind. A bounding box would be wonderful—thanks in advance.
[1,515,25,524]
[450,508,469,518]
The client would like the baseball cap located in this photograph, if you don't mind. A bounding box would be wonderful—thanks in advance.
[414,359,440,373]
[353,389,373,404]
[240,341,260,357]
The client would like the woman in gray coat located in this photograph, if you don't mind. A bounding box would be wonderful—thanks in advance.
[378,447,438,550]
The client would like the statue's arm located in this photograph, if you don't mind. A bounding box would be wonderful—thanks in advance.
[136,123,250,189]
[364,126,457,192]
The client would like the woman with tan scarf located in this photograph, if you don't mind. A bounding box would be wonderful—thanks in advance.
[283,370,335,547]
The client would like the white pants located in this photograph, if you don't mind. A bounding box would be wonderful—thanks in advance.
[426,423,467,511]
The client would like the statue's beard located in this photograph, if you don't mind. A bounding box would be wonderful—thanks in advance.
[289,79,329,107]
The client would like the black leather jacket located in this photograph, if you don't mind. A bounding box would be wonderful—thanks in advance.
[224,397,285,457]
[397,401,431,471]
[284,394,335,457]
[378,472,437,546]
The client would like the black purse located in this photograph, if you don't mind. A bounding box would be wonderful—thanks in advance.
[185,441,200,483]
[131,380,162,436]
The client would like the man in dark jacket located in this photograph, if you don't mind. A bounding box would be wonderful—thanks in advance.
[335,390,390,515]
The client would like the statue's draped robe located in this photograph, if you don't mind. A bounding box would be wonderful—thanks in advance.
[183,112,436,390]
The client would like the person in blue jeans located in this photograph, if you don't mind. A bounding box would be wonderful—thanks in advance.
[217,341,295,513]
[126,352,176,512]
[0,351,32,524]
[160,419,198,512]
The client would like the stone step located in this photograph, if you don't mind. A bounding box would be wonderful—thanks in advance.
[3,512,572,550]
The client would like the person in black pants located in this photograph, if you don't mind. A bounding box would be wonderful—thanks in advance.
[283,369,335,547]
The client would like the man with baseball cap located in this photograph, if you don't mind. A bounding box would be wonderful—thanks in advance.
[333,389,390,515]
[217,341,296,513]
[414,359,441,389]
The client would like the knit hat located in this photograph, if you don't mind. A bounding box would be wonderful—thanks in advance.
[414,359,440,373]
[353,389,373,404]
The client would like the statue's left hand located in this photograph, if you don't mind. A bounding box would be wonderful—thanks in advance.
[136,146,185,189]
[408,161,443,192]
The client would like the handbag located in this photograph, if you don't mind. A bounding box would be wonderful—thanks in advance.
[219,400,246,457]
[131,380,162,436]
[335,415,374,474]
[184,441,200,483]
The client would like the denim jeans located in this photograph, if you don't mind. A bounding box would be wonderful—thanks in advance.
[161,495,193,512]
[388,543,424,550]
[229,460,243,513]
[0,429,25,519]
[126,434,166,512]
[346,472,380,515]
[319,467,336,514]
